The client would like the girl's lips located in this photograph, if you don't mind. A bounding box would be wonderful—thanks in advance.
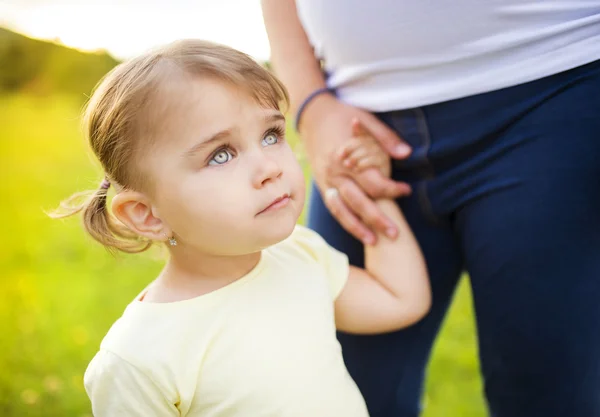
[257,194,291,215]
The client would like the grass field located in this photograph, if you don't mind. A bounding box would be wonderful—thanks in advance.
[0,93,487,416]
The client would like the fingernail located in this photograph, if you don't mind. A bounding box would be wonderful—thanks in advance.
[386,228,397,239]
[395,144,411,156]
[395,182,411,192]
[363,236,375,246]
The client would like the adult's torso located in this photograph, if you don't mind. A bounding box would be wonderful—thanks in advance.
[296,0,600,111]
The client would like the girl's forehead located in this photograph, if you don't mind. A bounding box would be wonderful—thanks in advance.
[149,83,282,143]
[141,76,282,146]
[176,75,282,113]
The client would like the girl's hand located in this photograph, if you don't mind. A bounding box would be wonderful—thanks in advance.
[336,118,392,178]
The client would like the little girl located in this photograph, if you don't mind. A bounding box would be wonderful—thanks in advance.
[56,39,430,416]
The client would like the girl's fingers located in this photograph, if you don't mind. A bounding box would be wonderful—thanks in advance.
[354,155,386,172]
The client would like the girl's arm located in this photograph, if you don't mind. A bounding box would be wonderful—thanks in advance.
[335,200,431,334]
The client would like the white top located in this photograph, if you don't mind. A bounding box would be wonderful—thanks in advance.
[296,0,600,111]
[84,226,369,417]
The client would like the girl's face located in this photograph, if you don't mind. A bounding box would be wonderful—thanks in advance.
[144,78,305,256]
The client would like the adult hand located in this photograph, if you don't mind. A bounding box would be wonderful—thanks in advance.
[299,94,412,245]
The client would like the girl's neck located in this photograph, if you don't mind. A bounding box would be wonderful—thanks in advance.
[145,247,262,303]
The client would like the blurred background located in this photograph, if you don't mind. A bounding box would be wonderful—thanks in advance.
[0,1,485,416]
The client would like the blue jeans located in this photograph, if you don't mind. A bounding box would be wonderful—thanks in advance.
[308,60,600,417]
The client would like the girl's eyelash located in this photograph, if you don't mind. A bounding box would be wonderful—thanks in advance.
[265,125,286,139]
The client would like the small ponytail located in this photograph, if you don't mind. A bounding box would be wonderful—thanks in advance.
[50,178,152,254]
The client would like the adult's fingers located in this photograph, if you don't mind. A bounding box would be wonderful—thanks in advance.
[355,114,412,159]
[337,177,398,239]
[324,182,377,245]
[354,168,412,199]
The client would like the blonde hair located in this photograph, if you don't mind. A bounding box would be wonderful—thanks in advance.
[51,39,289,253]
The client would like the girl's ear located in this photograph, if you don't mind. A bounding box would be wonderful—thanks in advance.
[111,191,171,241]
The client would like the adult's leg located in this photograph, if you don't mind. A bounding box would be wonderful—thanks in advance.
[450,61,600,417]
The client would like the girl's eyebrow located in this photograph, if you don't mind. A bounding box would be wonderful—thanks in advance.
[183,129,234,157]
[264,113,285,124]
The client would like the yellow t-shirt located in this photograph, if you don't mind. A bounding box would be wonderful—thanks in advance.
[84,225,369,416]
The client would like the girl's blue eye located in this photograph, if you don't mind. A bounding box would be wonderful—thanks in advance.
[209,149,233,165]
[262,134,279,146]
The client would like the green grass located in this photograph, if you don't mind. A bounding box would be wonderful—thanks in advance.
[0,94,486,416]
